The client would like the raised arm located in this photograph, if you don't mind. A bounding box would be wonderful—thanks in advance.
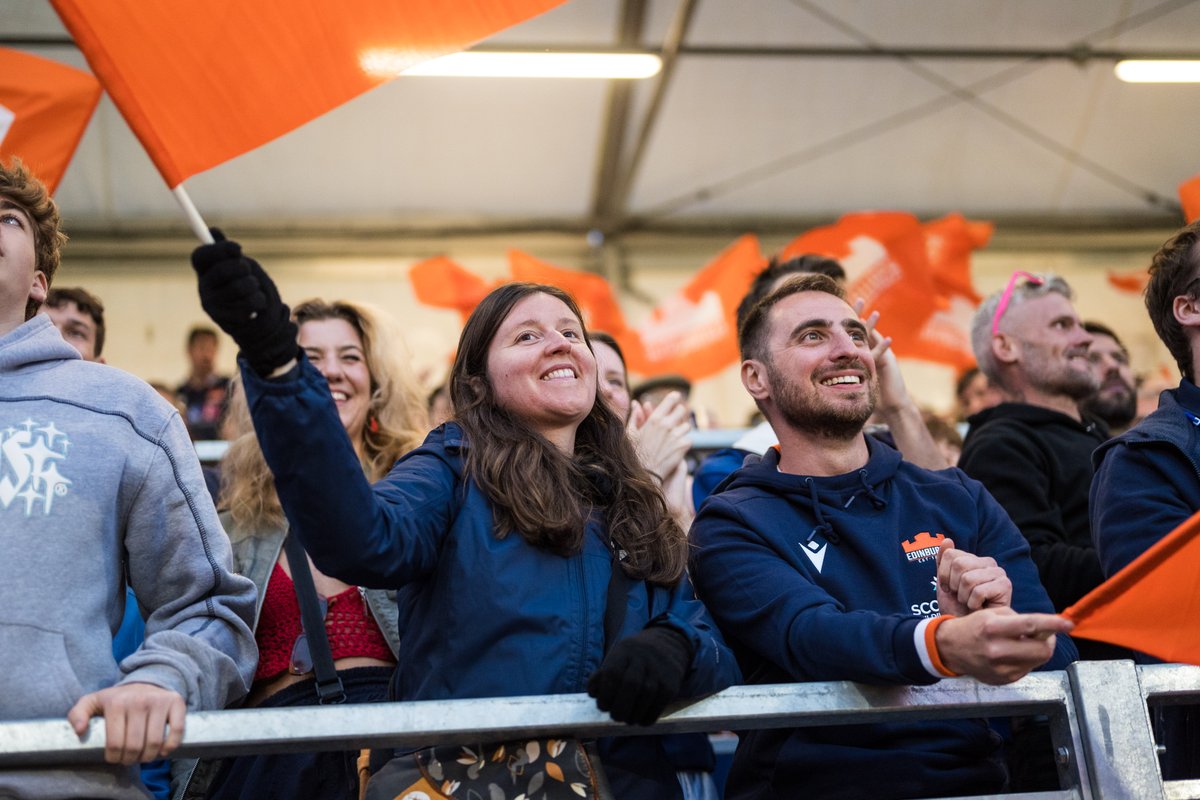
[192,231,453,588]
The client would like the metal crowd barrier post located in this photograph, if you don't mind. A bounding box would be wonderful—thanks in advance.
[1068,661,1164,799]
[1138,664,1200,800]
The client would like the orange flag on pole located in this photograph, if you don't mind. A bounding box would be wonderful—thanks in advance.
[1063,509,1200,664]
[50,0,566,188]
[0,48,100,193]
[1180,172,1200,224]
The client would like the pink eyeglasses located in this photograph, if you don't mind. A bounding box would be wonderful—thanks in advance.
[991,270,1045,335]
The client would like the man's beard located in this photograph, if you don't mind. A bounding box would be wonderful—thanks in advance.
[1081,382,1137,428]
[1021,340,1098,401]
[770,360,879,441]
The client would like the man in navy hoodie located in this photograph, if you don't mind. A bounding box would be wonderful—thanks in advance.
[691,273,1076,799]
[1090,220,1200,779]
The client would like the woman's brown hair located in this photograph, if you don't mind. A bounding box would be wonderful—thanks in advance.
[450,282,687,586]
[222,298,429,530]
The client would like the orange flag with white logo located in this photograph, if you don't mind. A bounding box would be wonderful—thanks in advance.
[781,212,941,331]
[622,234,766,380]
[0,48,100,193]
[903,214,992,371]
[781,212,992,370]
[1180,172,1200,224]
[1063,509,1200,664]
[509,250,631,335]
[50,0,566,188]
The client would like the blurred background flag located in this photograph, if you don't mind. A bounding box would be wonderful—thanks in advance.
[0,47,100,194]
[1180,171,1200,223]
[49,0,567,189]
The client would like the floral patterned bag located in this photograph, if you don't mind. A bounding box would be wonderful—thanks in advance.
[363,738,614,800]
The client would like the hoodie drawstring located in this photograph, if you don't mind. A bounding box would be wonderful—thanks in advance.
[855,469,887,509]
[804,477,840,545]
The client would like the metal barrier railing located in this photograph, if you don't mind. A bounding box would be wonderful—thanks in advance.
[1,661,1196,799]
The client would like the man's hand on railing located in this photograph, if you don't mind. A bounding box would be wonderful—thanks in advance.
[67,682,186,765]
[936,538,1011,615]
[936,607,1074,686]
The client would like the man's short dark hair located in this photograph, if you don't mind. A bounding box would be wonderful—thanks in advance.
[46,286,106,357]
[1082,321,1127,354]
[187,325,219,348]
[736,254,846,333]
[1144,220,1200,381]
[739,273,846,362]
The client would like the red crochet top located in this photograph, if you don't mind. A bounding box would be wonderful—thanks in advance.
[254,563,395,682]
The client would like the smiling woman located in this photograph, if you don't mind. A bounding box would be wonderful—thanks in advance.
[192,231,741,800]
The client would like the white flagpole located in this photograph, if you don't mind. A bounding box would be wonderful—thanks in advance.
[172,183,214,244]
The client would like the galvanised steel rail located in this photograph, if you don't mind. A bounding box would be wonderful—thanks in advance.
[1,661,1196,798]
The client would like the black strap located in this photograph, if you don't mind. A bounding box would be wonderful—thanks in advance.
[603,544,632,652]
[284,533,345,704]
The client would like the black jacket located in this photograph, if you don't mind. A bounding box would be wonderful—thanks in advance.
[959,403,1107,612]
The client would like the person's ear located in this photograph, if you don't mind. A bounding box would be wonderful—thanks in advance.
[741,359,771,402]
[1173,293,1200,330]
[29,271,48,308]
[991,332,1020,366]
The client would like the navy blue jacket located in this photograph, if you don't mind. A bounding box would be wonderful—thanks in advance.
[1091,381,1200,578]
[241,357,740,796]
[691,437,1075,800]
[1091,382,1200,780]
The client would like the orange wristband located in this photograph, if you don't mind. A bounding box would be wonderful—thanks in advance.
[925,615,961,678]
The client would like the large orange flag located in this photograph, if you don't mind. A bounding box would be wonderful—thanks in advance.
[0,48,100,193]
[1063,509,1200,664]
[50,0,566,188]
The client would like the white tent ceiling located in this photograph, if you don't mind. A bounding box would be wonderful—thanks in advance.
[4,0,1200,240]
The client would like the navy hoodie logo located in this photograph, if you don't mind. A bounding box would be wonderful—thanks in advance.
[799,528,829,572]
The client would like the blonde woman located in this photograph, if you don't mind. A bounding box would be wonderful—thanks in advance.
[187,299,427,800]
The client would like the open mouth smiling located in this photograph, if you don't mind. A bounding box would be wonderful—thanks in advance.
[820,375,862,386]
[541,367,577,381]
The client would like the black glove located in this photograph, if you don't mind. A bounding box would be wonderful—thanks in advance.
[191,228,298,376]
[587,624,693,726]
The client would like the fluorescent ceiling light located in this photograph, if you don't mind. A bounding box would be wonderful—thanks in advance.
[361,50,662,79]
[1115,60,1200,83]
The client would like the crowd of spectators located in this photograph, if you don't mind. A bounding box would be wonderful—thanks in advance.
[4,156,1199,799]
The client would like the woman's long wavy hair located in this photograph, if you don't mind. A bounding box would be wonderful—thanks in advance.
[450,283,687,586]
[222,298,429,530]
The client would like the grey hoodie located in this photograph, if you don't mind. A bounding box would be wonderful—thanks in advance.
[0,315,257,799]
